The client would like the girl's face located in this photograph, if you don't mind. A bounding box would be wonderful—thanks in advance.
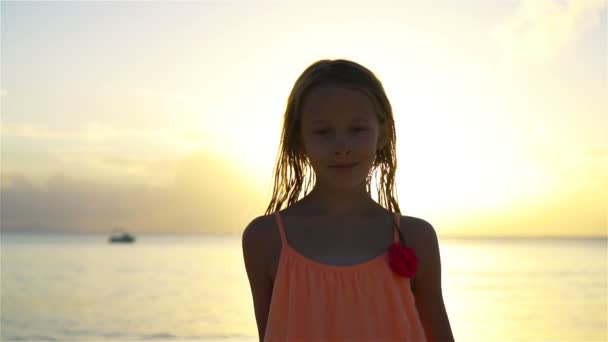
[299,85,385,189]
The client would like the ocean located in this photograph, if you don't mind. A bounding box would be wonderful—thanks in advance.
[1,233,606,342]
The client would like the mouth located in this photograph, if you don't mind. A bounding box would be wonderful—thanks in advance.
[328,162,359,169]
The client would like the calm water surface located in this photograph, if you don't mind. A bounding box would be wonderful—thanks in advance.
[1,233,606,341]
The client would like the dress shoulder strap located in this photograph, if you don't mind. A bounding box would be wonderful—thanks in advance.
[273,212,288,245]
[392,212,401,244]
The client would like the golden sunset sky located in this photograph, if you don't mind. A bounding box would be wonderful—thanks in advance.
[1,0,606,237]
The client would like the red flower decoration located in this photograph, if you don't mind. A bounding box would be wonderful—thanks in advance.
[388,242,419,278]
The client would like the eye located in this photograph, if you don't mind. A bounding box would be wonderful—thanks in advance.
[313,127,366,135]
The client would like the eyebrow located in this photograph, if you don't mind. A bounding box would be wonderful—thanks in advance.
[311,117,370,125]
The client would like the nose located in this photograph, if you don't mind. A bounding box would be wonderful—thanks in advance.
[333,136,352,156]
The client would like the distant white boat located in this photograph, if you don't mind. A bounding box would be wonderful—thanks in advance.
[109,231,135,243]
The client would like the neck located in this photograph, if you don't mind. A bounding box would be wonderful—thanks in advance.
[303,183,378,218]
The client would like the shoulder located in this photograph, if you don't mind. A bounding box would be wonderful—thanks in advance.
[242,214,277,241]
[397,215,442,287]
[241,214,282,340]
[398,215,438,243]
[241,214,282,276]
[397,215,440,260]
[242,214,281,252]
[398,215,454,340]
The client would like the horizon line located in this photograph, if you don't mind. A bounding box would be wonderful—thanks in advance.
[1,230,606,240]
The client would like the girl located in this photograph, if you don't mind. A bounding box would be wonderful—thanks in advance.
[242,59,454,341]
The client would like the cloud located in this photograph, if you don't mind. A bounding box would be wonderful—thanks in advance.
[1,123,80,140]
[133,87,201,104]
[2,145,606,237]
[0,150,266,234]
[490,0,605,62]
[2,122,208,151]
[1,122,217,186]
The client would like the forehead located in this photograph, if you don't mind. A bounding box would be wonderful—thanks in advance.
[300,85,377,124]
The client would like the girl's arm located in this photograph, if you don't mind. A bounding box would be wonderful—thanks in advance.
[242,216,275,342]
[412,220,455,342]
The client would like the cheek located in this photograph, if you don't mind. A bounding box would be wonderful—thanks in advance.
[301,137,324,156]
[357,133,378,148]
[351,133,379,157]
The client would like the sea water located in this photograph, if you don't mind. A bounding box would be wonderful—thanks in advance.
[1,233,606,342]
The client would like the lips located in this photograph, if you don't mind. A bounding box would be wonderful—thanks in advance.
[329,162,359,168]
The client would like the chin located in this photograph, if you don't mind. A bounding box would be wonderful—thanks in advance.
[316,175,368,190]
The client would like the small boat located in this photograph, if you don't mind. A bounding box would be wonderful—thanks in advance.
[109,232,135,243]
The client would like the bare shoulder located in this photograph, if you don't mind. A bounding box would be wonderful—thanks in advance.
[398,215,438,245]
[243,214,278,243]
[241,214,282,277]
[242,214,281,253]
[397,215,442,289]
[241,214,282,340]
[398,215,454,341]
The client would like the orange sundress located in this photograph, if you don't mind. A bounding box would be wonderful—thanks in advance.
[264,212,427,341]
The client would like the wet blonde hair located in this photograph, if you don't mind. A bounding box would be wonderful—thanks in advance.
[264,59,400,215]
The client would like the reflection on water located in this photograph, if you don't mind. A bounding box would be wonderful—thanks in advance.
[442,237,607,341]
[1,233,606,341]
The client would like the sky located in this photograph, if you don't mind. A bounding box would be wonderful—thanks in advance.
[1,0,606,237]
